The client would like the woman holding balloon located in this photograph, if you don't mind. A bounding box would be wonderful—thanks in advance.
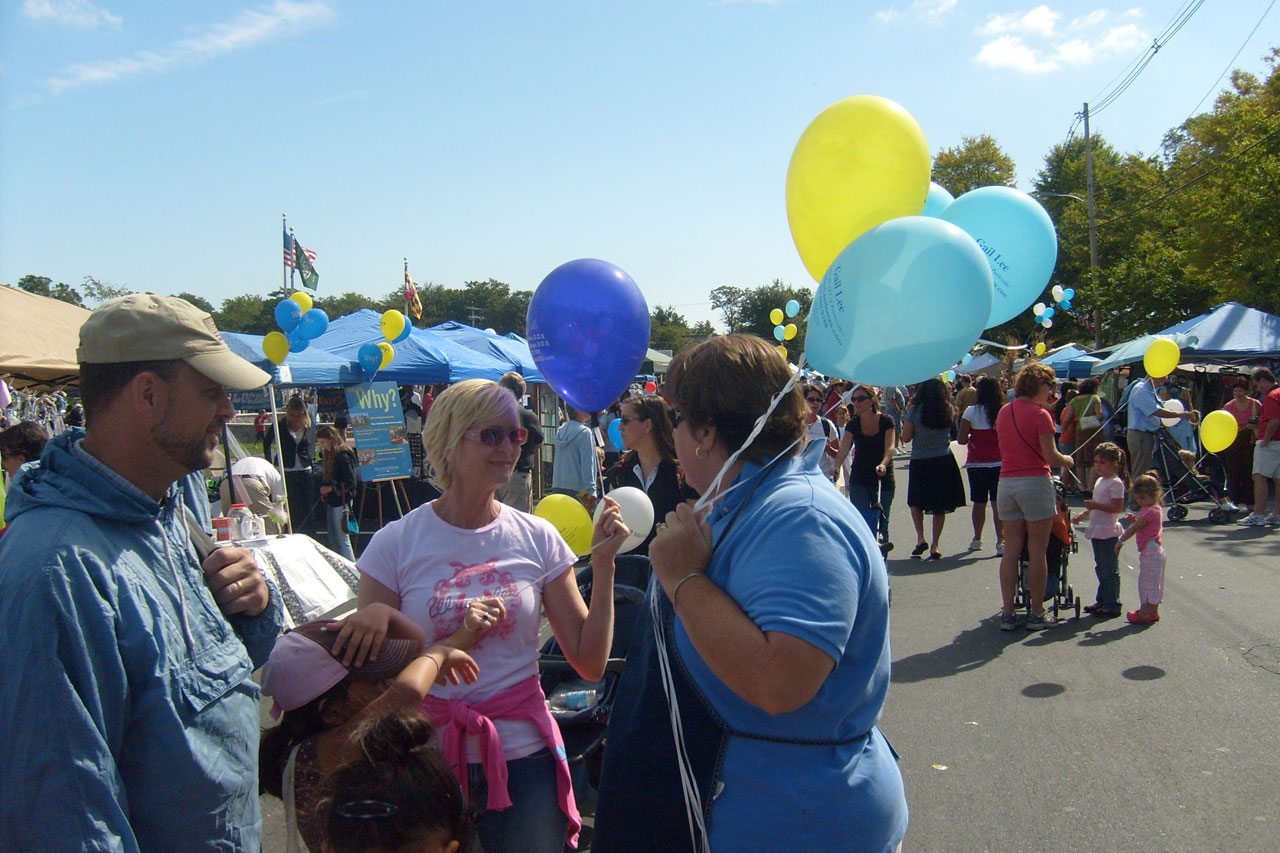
[594,335,907,853]
[337,379,630,853]
[603,394,696,556]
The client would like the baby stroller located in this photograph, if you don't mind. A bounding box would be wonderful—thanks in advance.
[1015,478,1081,620]
[1151,428,1240,523]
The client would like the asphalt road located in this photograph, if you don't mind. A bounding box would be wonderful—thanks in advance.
[261,449,1280,852]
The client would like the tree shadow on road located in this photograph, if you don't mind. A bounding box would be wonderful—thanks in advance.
[891,613,1028,682]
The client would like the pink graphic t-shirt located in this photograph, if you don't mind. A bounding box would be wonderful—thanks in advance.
[1085,476,1125,540]
[358,502,575,760]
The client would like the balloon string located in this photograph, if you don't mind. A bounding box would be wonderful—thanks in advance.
[976,339,1029,351]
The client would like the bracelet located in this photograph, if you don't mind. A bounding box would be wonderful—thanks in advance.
[671,572,708,609]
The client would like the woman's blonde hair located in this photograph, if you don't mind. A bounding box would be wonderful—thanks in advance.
[422,379,517,489]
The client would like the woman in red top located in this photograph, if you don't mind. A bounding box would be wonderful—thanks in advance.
[994,363,1075,631]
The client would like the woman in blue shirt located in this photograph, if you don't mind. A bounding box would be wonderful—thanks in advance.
[594,335,907,853]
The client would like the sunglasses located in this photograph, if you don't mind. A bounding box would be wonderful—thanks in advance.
[850,395,872,403]
[618,415,645,425]
[464,426,528,446]
[806,396,823,403]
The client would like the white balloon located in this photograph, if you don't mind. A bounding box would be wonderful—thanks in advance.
[1160,398,1185,428]
[593,486,654,554]
[1032,302,1046,316]
[1042,318,1054,328]
[1051,285,1065,302]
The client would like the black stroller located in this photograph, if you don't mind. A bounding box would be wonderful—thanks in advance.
[1151,428,1240,523]
[1014,478,1081,620]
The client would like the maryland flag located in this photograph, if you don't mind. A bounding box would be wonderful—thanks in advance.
[404,266,422,319]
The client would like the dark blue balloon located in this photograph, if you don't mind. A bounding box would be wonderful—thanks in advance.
[358,342,383,374]
[286,329,310,353]
[527,259,650,412]
[299,308,329,340]
[275,299,303,332]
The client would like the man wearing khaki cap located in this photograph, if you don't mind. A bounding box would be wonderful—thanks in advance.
[0,294,283,851]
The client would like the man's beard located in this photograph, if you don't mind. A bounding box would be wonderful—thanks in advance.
[152,410,216,475]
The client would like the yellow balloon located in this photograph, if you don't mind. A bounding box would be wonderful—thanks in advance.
[289,291,313,312]
[776,345,788,360]
[262,331,290,365]
[769,308,784,326]
[380,309,406,342]
[533,494,594,554]
[1143,337,1180,378]
[786,95,931,281]
[377,342,394,369]
[1034,342,1046,356]
[1200,409,1239,454]
[784,323,798,341]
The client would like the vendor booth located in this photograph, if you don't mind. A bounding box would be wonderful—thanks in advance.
[0,285,91,389]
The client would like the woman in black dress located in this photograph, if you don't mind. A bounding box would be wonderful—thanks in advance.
[832,386,897,553]
[902,378,966,560]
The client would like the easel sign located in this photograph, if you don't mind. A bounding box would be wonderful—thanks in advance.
[344,381,413,482]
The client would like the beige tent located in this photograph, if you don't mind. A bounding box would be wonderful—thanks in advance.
[0,286,92,389]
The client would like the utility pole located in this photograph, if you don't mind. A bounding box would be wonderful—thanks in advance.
[1083,102,1101,349]
[465,305,483,326]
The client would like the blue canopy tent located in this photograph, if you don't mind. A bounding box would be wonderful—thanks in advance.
[1039,344,1100,378]
[223,332,364,386]
[1091,303,1280,375]
[310,310,511,384]
[949,352,1002,376]
[428,320,545,383]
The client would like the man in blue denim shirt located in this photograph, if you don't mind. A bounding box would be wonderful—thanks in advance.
[0,295,282,851]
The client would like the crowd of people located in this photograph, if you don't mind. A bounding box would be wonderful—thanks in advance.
[2,289,1278,851]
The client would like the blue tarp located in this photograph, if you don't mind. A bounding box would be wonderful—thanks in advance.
[223,332,364,386]
[1039,344,1100,378]
[1090,303,1280,374]
[428,321,545,383]
[310,310,511,384]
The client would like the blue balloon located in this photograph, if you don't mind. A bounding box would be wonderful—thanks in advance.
[358,342,383,374]
[785,298,801,318]
[961,353,973,365]
[607,417,626,452]
[806,216,993,386]
[774,324,786,341]
[392,320,413,344]
[940,186,1058,329]
[275,299,303,332]
[1060,300,1071,311]
[1063,288,1076,300]
[1042,307,1055,319]
[527,259,650,412]
[921,181,956,218]
[298,308,329,340]
[286,329,310,353]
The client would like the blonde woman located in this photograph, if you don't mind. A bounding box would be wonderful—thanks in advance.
[335,379,629,853]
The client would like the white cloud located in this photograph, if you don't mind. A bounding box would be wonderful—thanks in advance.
[45,1,335,94]
[874,0,958,26]
[974,5,1148,74]
[23,0,120,28]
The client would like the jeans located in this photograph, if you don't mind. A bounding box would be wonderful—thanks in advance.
[324,503,355,560]
[468,749,567,853]
[1091,537,1120,609]
[848,479,894,543]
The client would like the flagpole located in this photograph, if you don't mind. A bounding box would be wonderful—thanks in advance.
[282,213,288,294]
[288,227,297,293]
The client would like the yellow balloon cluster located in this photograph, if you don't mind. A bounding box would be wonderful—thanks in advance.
[533,494,593,554]
[785,95,931,281]
[263,331,290,365]
[1199,410,1239,454]
[1143,338,1180,378]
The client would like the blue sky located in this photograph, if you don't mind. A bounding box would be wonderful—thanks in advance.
[1,1,1274,332]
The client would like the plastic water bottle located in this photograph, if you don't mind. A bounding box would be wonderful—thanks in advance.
[228,504,252,542]
[562,689,596,710]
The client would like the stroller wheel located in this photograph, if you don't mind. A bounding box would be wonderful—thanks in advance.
[1074,598,1081,619]
[1208,507,1225,524]
[1168,504,1189,522]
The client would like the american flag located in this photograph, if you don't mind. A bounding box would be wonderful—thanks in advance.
[283,229,316,268]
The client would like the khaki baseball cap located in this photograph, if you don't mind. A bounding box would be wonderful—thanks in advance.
[77,293,271,390]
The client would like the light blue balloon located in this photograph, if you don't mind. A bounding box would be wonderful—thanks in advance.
[358,342,382,374]
[607,417,626,452]
[784,298,801,318]
[275,299,302,333]
[940,186,1058,329]
[1042,307,1055,319]
[921,181,955,218]
[774,324,786,341]
[1060,300,1071,311]
[961,353,973,365]
[1064,288,1076,300]
[806,216,993,386]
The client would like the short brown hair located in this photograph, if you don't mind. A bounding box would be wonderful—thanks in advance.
[78,360,182,426]
[0,421,50,462]
[665,335,805,464]
[1253,367,1276,385]
[498,372,526,399]
[1014,362,1057,398]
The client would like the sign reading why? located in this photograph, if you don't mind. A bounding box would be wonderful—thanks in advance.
[344,381,412,482]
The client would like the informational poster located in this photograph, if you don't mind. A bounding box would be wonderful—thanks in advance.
[344,381,413,482]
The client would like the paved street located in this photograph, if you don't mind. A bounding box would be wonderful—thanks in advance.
[262,450,1280,852]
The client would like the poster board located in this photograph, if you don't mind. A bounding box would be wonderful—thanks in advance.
[344,381,413,481]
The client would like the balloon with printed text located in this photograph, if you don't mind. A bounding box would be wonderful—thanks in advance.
[534,494,594,555]
[594,487,654,554]
[275,299,302,333]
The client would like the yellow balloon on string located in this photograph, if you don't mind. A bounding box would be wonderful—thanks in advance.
[377,342,395,369]
[1199,409,1239,454]
[1035,342,1046,356]
[784,323,798,341]
[262,331,290,365]
[1144,338,1180,378]
[770,308,784,326]
[776,345,788,360]
[289,292,313,312]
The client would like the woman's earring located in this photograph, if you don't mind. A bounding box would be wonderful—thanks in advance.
[695,446,708,459]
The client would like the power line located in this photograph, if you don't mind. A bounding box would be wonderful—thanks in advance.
[1181,0,1276,121]
[1090,0,1207,117]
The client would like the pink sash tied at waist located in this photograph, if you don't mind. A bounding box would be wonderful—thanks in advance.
[421,674,582,847]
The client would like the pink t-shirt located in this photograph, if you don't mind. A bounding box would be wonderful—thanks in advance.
[1085,476,1125,540]
[1136,504,1164,550]
[358,502,575,760]
[996,399,1055,478]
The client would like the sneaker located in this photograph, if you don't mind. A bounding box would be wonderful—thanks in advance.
[999,612,1018,631]
[968,538,983,551]
[1026,609,1057,630]
[995,542,1005,556]
[1238,513,1270,527]
[1221,501,1240,513]
[1268,515,1280,528]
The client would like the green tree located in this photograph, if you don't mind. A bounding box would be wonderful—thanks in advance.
[15,274,84,306]
[214,294,276,335]
[81,276,130,307]
[316,291,383,319]
[649,305,693,353]
[173,291,216,313]
[932,134,1017,195]
[711,280,811,353]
